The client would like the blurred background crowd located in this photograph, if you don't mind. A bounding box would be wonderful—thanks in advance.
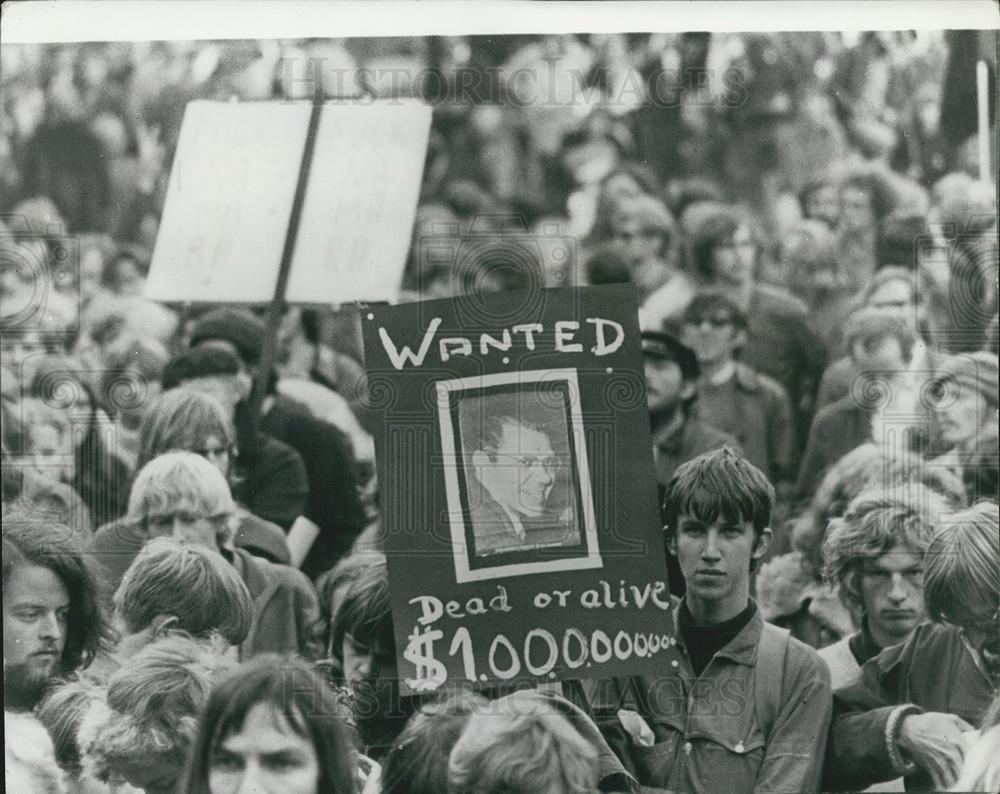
[1,29,998,794]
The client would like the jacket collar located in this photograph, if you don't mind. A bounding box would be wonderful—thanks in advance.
[673,597,764,667]
[733,363,761,392]
[229,546,270,599]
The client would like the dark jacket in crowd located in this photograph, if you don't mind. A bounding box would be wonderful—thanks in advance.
[228,546,321,661]
[795,394,874,499]
[652,418,742,491]
[235,429,309,533]
[824,621,997,792]
[696,364,798,486]
[260,395,368,578]
[740,285,828,442]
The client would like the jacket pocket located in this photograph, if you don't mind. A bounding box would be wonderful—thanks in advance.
[632,734,679,788]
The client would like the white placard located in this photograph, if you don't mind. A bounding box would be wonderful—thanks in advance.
[146,99,431,305]
[288,99,432,303]
[146,101,311,303]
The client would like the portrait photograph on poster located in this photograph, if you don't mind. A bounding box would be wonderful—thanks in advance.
[438,369,601,582]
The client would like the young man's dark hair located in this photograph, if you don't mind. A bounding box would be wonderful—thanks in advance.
[663,446,774,565]
[330,557,394,673]
[329,556,414,760]
[681,289,749,331]
[3,516,113,710]
[594,447,831,794]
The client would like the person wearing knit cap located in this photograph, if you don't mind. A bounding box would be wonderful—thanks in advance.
[190,308,369,578]
[930,352,1000,448]
[189,307,268,368]
[929,352,1000,503]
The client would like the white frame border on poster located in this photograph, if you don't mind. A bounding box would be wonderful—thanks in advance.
[436,368,602,584]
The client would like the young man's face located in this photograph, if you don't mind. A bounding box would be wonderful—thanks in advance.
[3,564,70,708]
[681,309,743,366]
[475,422,557,518]
[611,215,662,271]
[341,631,399,731]
[644,356,692,415]
[857,545,925,647]
[851,334,907,376]
[710,224,757,287]
[933,378,991,448]
[671,514,769,620]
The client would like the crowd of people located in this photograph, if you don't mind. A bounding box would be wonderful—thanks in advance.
[2,30,999,794]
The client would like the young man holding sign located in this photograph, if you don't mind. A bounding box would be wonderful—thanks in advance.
[601,448,832,793]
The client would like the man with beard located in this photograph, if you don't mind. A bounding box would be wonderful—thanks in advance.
[3,516,111,712]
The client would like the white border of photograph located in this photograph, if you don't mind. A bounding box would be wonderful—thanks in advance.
[437,368,602,583]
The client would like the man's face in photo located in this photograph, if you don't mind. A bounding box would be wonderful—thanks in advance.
[671,513,768,617]
[476,421,557,518]
[3,564,70,709]
[856,545,926,646]
[644,356,690,415]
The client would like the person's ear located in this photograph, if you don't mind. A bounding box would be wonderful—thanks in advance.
[733,328,748,350]
[149,613,180,637]
[679,381,697,401]
[752,527,773,563]
[664,525,677,555]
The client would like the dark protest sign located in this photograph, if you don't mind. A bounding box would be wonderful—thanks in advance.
[362,286,673,695]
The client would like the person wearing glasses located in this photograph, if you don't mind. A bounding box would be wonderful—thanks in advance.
[680,289,797,493]
[467,412,578,557]
[825,501,1000,792]
[689,206,827,445]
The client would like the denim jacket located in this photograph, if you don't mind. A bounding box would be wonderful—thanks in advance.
[588,599,832,794]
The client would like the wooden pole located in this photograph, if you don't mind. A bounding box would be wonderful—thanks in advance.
[248,94,325,420]
[976,60,991,184]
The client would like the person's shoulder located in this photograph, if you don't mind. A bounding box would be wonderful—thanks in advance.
[685,418,740,450]
[734,364,790,401]
[276,395,355,450]
[90,517,144,551]
[785,633,834,687]
[256,431,306,467]
[753,283,810,317]
[814,395,859,424]
[235,510,291,565]
[235,547,315,596]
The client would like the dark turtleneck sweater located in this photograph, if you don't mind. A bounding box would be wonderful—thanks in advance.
[679,599,758,677]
